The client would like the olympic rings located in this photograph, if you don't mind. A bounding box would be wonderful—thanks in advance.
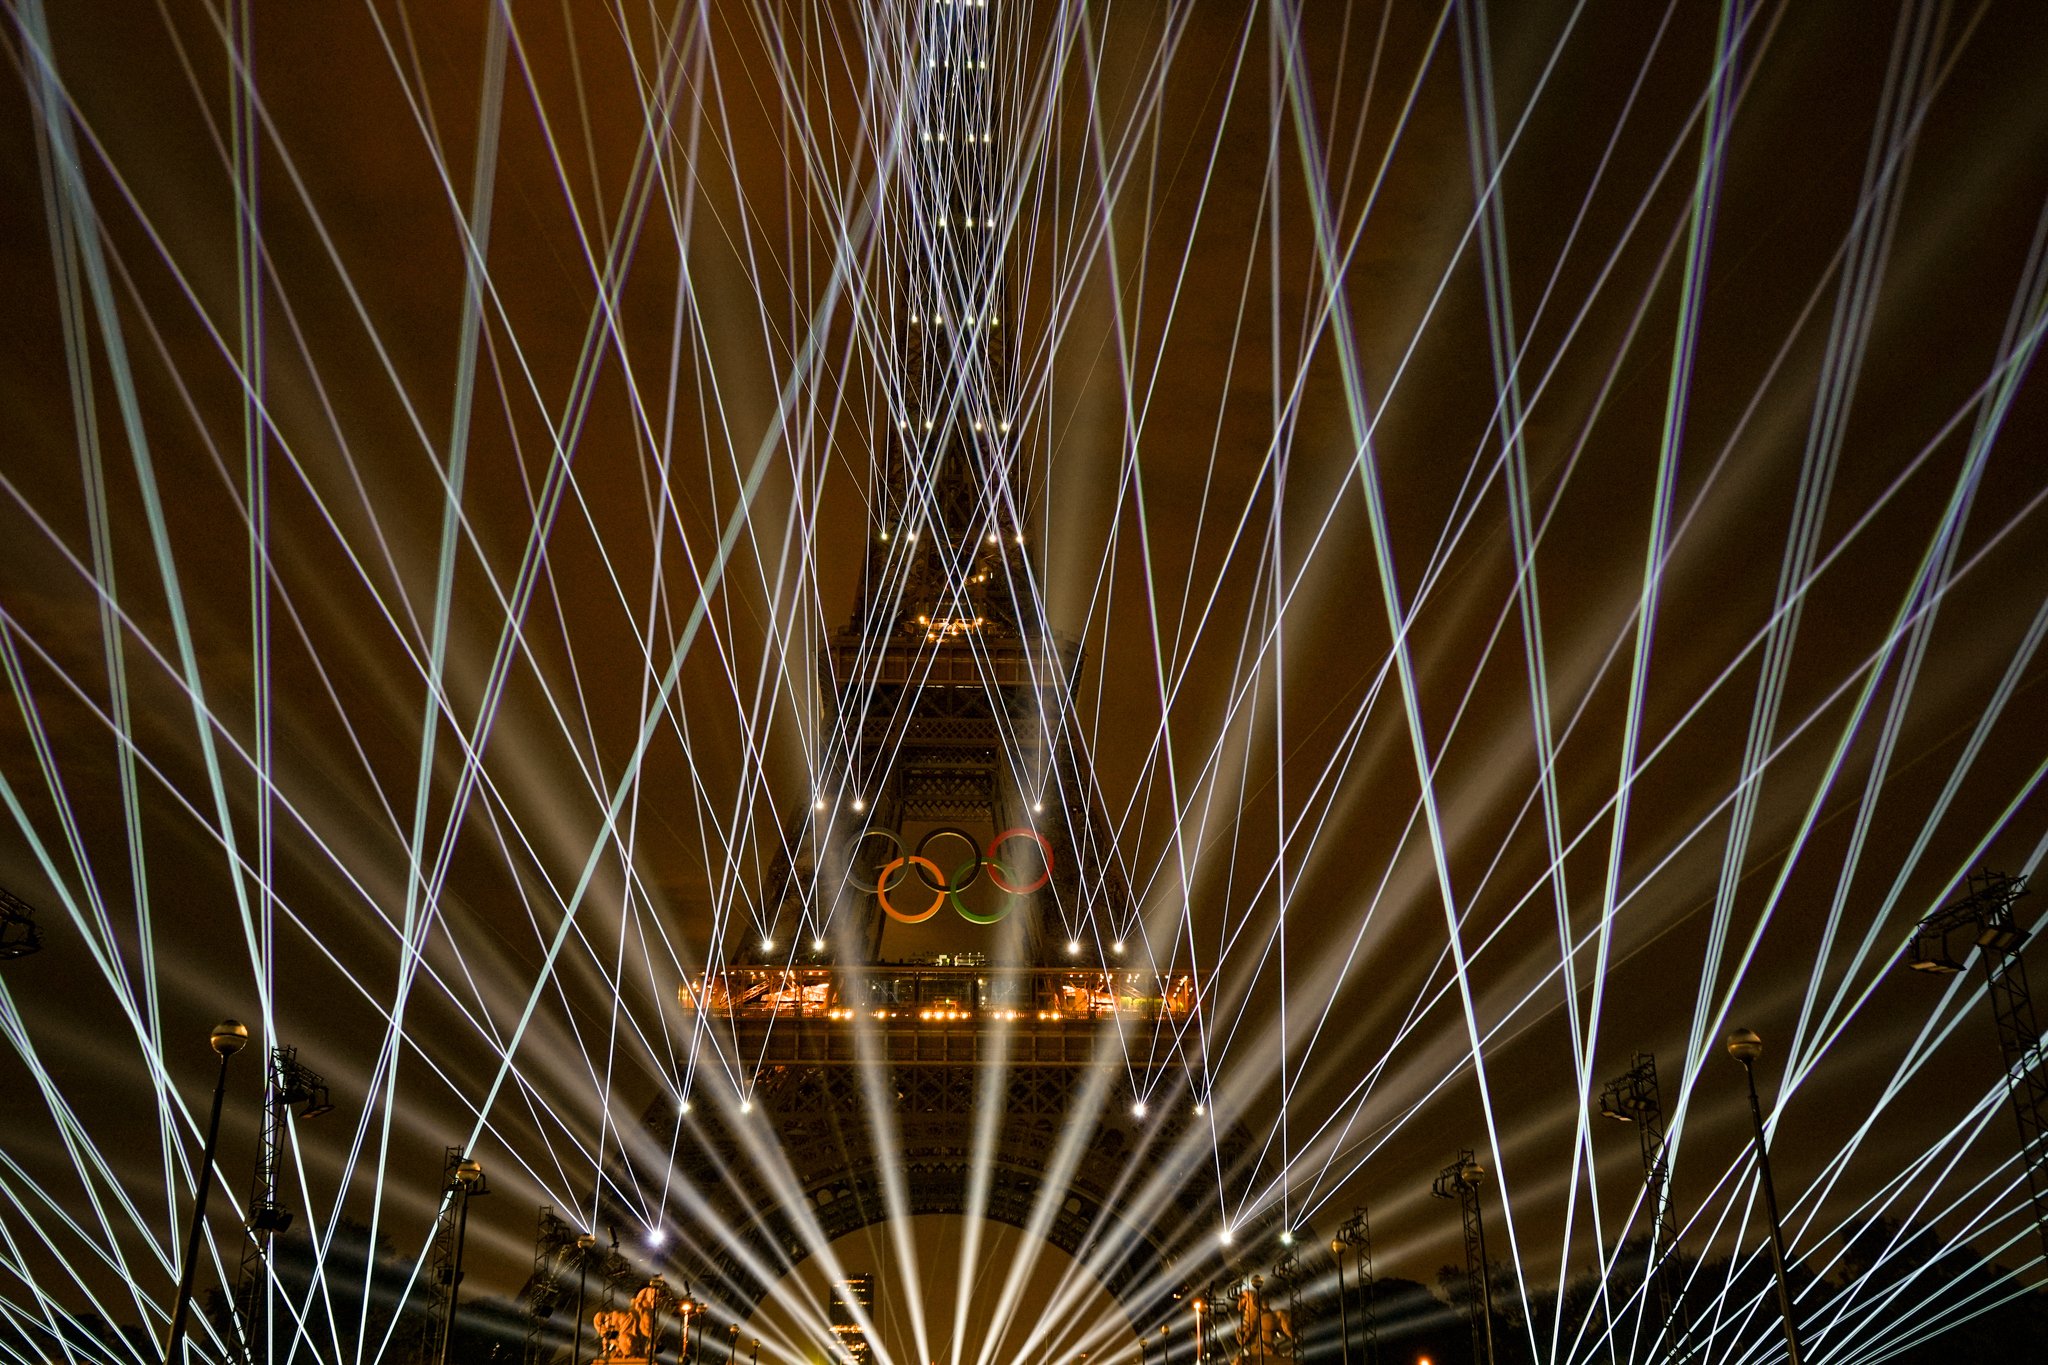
[949,858,1019,925]
[846,828,906,893]
[847,825,1055,926]
[914,827,983,892]
[876,855,946,923]
[986,828,1054,895]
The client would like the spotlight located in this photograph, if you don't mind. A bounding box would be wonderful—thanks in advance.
[1066,940,1081,955]
[1131,1100,1147,1118]
[1112,941,1125,955]
[647,1228,667,1248]
[1193,1102,1207,1116]
[814,797,827,811]
[762,938,775,953]
[680,1099,693,1115]
[1279,1230,1294,1247]
[1033,800,1044,813]
[853,796,867,813]
[249,1205,294,1234]
[1217,1229,1233,1247]
[812,937,827,952]
[739,1099,753,1115]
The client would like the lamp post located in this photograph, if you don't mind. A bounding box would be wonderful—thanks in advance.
[436,1157,485,1365]
[1329,1240,1351,1365]
[164,1019,248,1365]
[572,1233,596,1365]
[1190,1295,1206,1365]
[1727,1028,1803,1365]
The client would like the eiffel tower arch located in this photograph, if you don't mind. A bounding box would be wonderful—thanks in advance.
[636,1025,1262,1326]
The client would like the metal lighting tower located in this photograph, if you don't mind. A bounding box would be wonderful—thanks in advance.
[232,1047,333,1364]
[1431,1152,1494,1365]
[1903,871,2047,1255]
[521,1206,575,1365]
[1599,1052,1686,1350]
[421,1149,489,1365]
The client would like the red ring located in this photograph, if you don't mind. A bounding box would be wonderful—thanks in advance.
[876,855,947,923]
[986,828,1053,895]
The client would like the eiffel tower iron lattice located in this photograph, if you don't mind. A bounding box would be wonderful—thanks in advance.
[621,0,1262,1335]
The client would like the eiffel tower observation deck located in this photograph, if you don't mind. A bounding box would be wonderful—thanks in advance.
[645,0,1251,1327]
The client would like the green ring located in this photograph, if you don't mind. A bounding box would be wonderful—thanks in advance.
[949,857,1021,924]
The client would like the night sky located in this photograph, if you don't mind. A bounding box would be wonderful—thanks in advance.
[3,2,2048,1361]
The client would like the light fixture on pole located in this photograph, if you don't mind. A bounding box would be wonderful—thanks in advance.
[1727,1028,1803,1365]
[164,1019,249,1365]
[573,1233,597,1365]
[1329,1239,1351,1365]
[435,1157,487,1365]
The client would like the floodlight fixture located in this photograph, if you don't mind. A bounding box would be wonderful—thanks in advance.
[250,1205,294,1234]
[0,886,45,960]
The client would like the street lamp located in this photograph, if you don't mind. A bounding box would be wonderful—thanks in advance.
[572,1233,597,1365]
[436,1157,486,1365]
[1329,1239,1351,1365]
[164,1018,248,1365]
[1727,1028,1803,1365]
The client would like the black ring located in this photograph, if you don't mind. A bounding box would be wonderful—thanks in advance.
[914,826,984,891]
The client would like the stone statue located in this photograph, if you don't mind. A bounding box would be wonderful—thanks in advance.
[593,1280,670,1360]
[1230,1277,1294,1364]
[631,1282,667,1352]
[593,1307,638,1359]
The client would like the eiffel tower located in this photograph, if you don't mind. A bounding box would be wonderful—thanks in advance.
[628,4,1265,1338]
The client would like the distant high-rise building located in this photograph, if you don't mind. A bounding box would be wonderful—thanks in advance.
[828,1274,875,1365]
